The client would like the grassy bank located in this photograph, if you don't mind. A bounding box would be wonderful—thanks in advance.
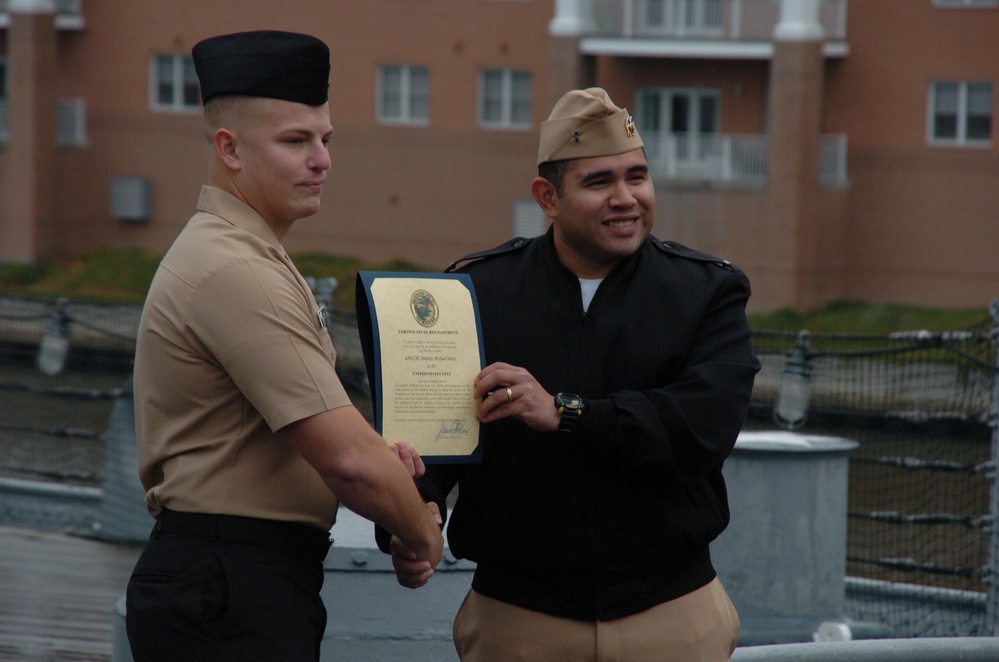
[0,249,432,311]
[1,249,991,333]
[745,300,991,334]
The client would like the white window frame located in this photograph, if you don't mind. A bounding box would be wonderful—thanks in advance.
[149,53,200,113]
[636,87,720,136]
[477,69,532,130]
[927,81,993,146]
[635,86,720,166]
[376,64,429,125]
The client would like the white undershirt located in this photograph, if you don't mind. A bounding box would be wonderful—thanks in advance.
[579,278,603,313]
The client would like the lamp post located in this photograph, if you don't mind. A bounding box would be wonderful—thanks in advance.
[37,297,70,376]
[773,330,815,430]
[315,277,338,310]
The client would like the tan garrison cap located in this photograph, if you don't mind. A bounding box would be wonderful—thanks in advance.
[537,87,643,165]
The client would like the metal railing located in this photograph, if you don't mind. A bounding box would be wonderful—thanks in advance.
[732,637,999,661]
[644,131,848,187]
[588,0,848,41]
[2,295,998,640]
[0,0,84,29]
[646,132,768,184]
[749,307,999,638]
[0,0,82,15]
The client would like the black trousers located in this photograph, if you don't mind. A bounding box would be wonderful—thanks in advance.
[126,509,332,662]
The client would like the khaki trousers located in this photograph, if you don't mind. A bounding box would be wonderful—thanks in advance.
[452,577,740,662]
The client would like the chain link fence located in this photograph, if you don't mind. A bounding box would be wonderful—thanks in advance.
[748,307,998,637]
[2,293,998,637]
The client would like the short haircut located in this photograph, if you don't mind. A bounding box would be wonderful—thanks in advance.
[537,159,572,197]
[202,95,256,139]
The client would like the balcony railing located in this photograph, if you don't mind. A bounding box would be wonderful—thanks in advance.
[0,0,84,29]
[588,0,847,41]
[646,132,768,184]
[644,131,848,187]
[0,0,80,12]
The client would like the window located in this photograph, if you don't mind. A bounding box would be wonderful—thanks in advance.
[929,81,992,145]
[0,58,7,145]
[377,65,429,124]
[56,97,88,148]
[636,87,719,164]
[478,69,532,129]
[634,87,748,181]
[512,199,547,238]
[150,53,200,112]
[637,88,719,138]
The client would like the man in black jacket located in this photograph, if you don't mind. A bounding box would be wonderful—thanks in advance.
[386,87,761,661]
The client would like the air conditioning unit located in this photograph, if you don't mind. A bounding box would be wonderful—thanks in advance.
[110,176,152,223]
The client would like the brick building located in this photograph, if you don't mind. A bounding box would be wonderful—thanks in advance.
[0,0,996,311]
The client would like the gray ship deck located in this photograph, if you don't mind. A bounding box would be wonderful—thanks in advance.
[0,526,140,662]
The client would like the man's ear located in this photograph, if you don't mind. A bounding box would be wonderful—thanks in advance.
[213,128,241,172]
[530,177,558,220]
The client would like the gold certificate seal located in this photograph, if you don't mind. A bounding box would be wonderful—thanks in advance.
[410,289,439,327]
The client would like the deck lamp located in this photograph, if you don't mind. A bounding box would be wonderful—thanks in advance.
[773,330,815,430]
[37,298,71,377]
[315,277,338,310]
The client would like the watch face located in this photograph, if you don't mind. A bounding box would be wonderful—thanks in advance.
[555,393,583,412]
[557,393,583,411]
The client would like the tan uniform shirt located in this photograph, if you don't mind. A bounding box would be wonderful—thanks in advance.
[133,186,351,530]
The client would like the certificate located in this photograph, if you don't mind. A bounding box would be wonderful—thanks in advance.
[356,272,484,463]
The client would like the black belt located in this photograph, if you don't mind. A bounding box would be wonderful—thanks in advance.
[155,508,332,562]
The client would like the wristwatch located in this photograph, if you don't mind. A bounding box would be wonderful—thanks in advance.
[554,392,586,433]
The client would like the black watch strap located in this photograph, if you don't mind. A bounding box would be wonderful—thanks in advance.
[555,392,585,433]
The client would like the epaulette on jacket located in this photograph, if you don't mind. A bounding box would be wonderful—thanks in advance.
[445,236,533,273]
[654,238,736,272]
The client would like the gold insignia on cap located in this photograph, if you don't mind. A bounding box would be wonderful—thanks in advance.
[625,116,636,138]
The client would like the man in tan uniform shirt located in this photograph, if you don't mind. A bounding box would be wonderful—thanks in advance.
[125,31,443,661]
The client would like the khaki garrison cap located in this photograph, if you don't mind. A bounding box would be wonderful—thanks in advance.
[537,87,643,165]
